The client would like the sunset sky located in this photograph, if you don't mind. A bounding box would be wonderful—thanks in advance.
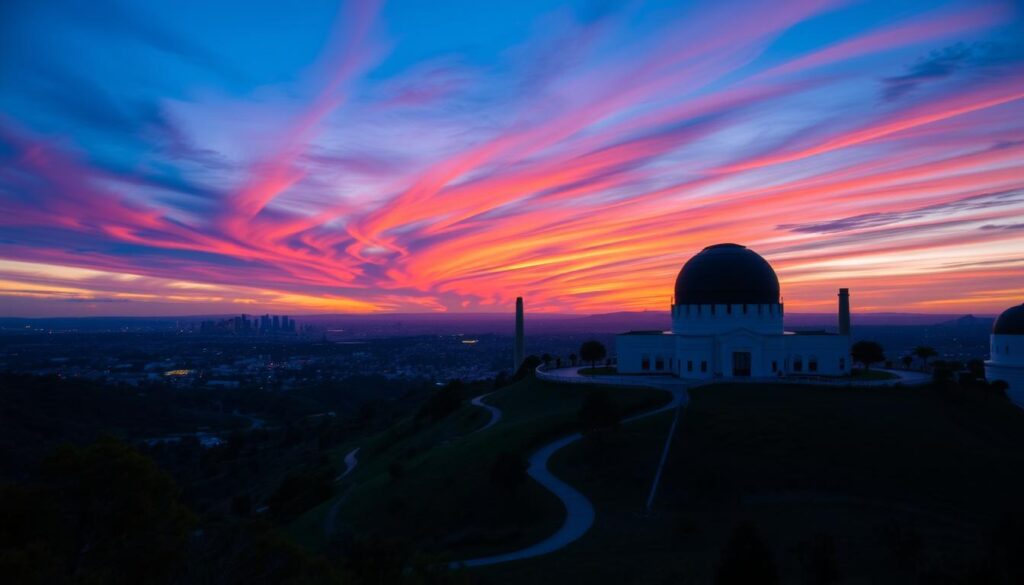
[1,0,1022,317]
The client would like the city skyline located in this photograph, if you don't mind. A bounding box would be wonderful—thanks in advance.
[1,0,1023,317]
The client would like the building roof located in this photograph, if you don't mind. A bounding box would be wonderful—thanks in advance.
[994,303,1024,335]
[674,243,780,305]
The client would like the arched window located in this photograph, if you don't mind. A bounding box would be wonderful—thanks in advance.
[808,356,818,373]
[792,355,803,372]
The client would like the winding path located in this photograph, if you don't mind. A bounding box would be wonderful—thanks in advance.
[453,378,688,568]
[335,447,361,481]
[325,447,362,538]
[470,392,502,433]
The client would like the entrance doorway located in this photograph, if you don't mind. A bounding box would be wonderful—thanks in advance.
[732,352,751,377]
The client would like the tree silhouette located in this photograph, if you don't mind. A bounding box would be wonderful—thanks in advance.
[569,353,578,367]
[716,520,778,585]
[579,340,607,370]
[1,437,195,585]
[541,353,553,368]
[913,345,937,369]
[851,340,885,370]
[900,355,913,369]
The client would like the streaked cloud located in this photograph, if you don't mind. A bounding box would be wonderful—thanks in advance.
[0,0,1022,316]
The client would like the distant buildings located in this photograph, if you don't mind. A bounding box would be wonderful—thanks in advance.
[198,314,297,335]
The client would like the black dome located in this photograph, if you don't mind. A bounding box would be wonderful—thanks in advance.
[674,243,780,305]
[994,303,1024,335]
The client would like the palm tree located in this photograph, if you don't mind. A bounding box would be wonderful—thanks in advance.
[913,346,937,370]
[900,355,913,370]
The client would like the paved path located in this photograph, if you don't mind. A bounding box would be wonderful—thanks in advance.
[334,447,361,482]
[453,377,688,568]
[876,368,931,386]
[470,392,502,433]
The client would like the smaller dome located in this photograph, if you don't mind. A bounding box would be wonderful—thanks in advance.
[994,303,1024,335]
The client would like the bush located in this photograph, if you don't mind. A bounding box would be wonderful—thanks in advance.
[716,520,778,585]
[420,380,465,422]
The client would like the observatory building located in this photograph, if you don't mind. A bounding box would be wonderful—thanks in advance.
[986,303,1024,407]
[616,243,850,379]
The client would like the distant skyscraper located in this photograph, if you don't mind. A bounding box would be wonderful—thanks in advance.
[272,315,280,331]
[514,297,524,372]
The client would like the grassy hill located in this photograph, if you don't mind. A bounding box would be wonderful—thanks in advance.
[288,375,670,560]
[480,383,1024,584]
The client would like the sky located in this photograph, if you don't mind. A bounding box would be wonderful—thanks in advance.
[0,0,1022,317]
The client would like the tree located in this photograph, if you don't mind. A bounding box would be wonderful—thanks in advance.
[569,353,578,367]
[1,437,196,585]
[716,520,778,585]
[420,380,464,421]
[512,355,542,382]
[541,353,553,368]
[900,355,913,369]
[851,340,885,370]
[913,345,937,370]
[579,340,607,371]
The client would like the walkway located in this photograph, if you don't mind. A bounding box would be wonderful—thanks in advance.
[334,447,360,482]
[453,374,688,568]
[470,392,502,433]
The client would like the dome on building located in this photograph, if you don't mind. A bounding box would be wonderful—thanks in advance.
[674,243,780,305]
[994,303,1024,335]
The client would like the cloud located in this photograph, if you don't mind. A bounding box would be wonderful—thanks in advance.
[883,42,1024,100]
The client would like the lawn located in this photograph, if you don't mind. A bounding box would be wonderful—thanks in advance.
[288,374,670,560]
[478,383,1024,584]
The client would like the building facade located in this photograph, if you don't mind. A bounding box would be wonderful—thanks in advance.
[616,243,850,379]
[985,303,1024,407]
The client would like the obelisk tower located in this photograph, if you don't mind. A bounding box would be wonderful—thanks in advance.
[838,288,851,335]
[514,297,524,371]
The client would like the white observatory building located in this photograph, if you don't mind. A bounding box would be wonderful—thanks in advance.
[615,243,850,379]
[986,303,1024,407]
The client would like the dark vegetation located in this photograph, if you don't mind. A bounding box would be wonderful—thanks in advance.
[0,372,480,584]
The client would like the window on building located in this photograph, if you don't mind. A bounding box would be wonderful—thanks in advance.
[641,355,650,371]
[808,356,818,372]
[793,355,803,372]
[726,304,732,315]
[743,304,748,314]
[710,305,716,315]
[700,360,707,373]
[771,360,778,373]
[687,360,693,372]
[655,356,664,371]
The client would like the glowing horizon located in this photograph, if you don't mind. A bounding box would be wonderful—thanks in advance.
[1,0,1022,317]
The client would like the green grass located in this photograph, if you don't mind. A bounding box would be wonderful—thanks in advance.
[478,383,1024,584]
[578,366,618,376]
[288,375,670,558]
